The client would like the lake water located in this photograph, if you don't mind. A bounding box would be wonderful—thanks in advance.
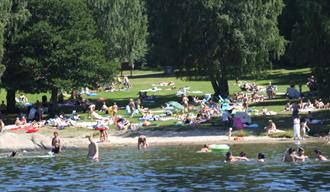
[0,143,330,191]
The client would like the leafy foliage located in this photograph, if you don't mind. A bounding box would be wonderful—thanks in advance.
[148,0,286,96]
[288,0,330,93]
[87,0,148,65]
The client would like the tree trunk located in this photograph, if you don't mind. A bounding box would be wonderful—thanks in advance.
[210,75,229,98]
[50,87,58,116]
[6,89,16,114]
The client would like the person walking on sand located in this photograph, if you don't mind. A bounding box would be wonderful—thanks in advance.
[51,132,61,154]
[138,135,148,150]
[293,116,301,140]
[87,136,99,161]
[300,118,310,140]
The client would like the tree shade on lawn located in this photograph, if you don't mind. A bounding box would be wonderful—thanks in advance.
[148,0,286,97]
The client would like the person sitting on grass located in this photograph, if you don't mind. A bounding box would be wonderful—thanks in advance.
[265,120,277,136]
[138,135,148,150]
[286,83,300,99]
[314,149,328,161]
[257,153,266,162]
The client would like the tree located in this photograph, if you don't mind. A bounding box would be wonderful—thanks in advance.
[3,0,114,114]
[148,0,286,97]
[289,0,330,93]
[87,0,148,71]
[1,0,30,113]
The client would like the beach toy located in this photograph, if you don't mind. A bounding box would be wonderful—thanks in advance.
[26,128,39,133]
[95,127,108,131]
[209,144,230,153]
[87,93,97,96]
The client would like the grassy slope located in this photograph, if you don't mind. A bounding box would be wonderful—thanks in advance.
[5,68,330,138]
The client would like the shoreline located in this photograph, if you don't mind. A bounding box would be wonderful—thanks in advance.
[0,132,327,152]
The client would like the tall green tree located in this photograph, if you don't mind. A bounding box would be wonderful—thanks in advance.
[87,0,148,69]
[289,0,330,93]
[148,0,286,97]
[1,0,30,113]
[3,0,114,114]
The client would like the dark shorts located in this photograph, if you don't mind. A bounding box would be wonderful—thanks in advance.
[52,147,60,154]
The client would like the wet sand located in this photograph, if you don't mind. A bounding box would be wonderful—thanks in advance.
[0,131,327,152]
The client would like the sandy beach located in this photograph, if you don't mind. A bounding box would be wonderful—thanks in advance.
[0,130,326,152]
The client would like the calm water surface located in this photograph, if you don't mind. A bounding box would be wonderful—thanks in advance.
[0,143,330,191]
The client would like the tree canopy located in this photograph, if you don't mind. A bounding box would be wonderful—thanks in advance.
[288,0,330,93]
[148,0,286,96]
[87,0,148,66]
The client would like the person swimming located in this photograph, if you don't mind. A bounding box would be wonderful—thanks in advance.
[314,149,327,161]
[283,147,305,162]
[8,151,17,157]
[297,147,308,162]
[239,152,250,161]
[257,153,266,162]
[200,144,210,152]
[225,151,249,162]
[138,135,148,150]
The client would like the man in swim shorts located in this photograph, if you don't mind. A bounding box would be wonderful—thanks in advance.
[138,135,148,150]
[51,132,61,154]
[87,136,99,160]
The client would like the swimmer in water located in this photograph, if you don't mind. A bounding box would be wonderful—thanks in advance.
[296,147,308,162]
[8,151,17,157]
[282,147,304,162]
[314,149,327,161]
[51,132,61,154]
[87,136,99,161]
[239,152,250,161]
[138,135,148,150]
[257,153,266,162]
[200,144,210,152]
[225,151,249,163]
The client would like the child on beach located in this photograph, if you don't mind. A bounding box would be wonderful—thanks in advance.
[51,132,61,154]
[300,118,310,140]
[228,127,232,140]
[138,135,148,150]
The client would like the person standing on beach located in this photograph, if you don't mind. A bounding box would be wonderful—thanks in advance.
[0,119,5,133]
[51,132,61,154]
[138,135,148,150]
[87,136,99,160]
[293,116,301,140]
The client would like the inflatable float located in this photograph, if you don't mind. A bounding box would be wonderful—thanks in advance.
[209,144,230,153]
[95,127,108,131]
[26,128,39,133]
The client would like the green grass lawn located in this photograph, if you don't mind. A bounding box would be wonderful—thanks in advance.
[3,67,330,138]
